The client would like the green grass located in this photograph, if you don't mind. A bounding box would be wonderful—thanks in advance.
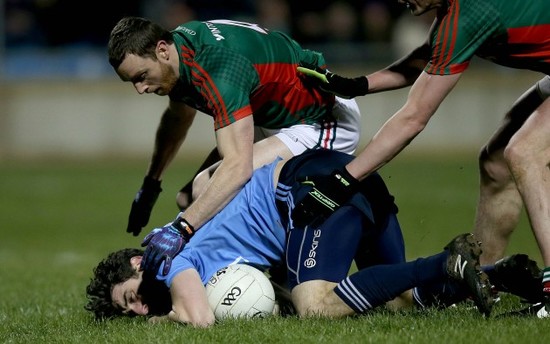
[0,152,547,343]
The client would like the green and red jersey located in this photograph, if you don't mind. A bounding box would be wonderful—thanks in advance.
[426,0,550,75]
[168,20,334,130]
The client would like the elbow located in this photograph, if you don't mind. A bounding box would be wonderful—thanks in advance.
[401,103,435,136]
[189,314,216,328]
[168,309,216,328]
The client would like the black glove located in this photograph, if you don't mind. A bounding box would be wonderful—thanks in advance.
[126,176,162,236]
[291,168,360,228]
[297,63,369,99]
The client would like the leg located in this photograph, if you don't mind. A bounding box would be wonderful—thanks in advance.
[286,204,366,316]
[504,96,550,265]
[335,234,493,316]
[292,280,355,317]
[474,82,547,265]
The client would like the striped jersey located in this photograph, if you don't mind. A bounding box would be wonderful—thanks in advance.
[168,20,335,130]
[426,0,550,75]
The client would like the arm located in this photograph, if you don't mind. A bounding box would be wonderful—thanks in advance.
[291,72,462,227]
[147,100,197,180]
[366,42,431,93]
[166,269,215,327]
[346,71,462,179]
[181,116,255,229]
[126,100,196,236]
[296,42,430,98]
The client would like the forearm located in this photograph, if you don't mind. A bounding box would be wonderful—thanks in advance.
[346,109,427,180]
[147,107,194,179]
[367,43,430,93]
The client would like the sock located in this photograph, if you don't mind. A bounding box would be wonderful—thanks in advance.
[542,267,550,295]
[334,251,448,313]
[412,280,468,309]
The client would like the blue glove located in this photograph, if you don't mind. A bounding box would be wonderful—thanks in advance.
[140,213,195,275]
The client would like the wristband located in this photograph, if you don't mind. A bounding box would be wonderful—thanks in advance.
[172,215,195,240]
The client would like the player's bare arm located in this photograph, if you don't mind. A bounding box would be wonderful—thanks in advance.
[168,268,215,327]
[182,116,255,229]
[346,72,462,180]
[147,101,196,180]
[367,42,431,93]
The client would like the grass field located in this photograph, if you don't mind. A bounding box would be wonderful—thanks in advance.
[1,151,549,343]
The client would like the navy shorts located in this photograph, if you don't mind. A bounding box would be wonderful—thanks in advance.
[275,149,405,290]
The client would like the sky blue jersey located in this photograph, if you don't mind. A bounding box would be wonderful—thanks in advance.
[156,158,285,287]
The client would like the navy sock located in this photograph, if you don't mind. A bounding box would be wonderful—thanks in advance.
[334,251,448,313]
[412,280,468,309]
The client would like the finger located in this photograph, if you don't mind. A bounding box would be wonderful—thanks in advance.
[141,235,152,247]
[140,246,152,271]
[127,224,135,234]
[297,67,329,84]
[162,256,172,276]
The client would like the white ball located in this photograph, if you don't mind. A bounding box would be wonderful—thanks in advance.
[206,264,276,319]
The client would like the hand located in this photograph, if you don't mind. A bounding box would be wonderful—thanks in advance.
[297,63,369,99]
[127,176,162,236]
[291,168,360,228]
[140,214,195,275]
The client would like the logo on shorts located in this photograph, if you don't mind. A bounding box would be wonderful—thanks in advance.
[304,229,321,268]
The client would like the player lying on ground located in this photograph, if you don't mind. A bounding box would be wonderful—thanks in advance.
[86,150,539,325]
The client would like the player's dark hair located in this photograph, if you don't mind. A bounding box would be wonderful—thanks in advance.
[108,16,174,69]
[85,248,172,320]
[85,248,142,320]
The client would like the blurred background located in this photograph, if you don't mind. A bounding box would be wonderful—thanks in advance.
[0,0,542,161]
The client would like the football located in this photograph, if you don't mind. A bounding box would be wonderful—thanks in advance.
[206,264,276,319]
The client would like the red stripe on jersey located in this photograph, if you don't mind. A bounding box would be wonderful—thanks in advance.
[322,121,333,149]
[190,63,231,127]
[507,25,550,60]
[253,62,331,118]
[254,62,298,85]
[428,0,461,75]
[431,16,448,74]
[508,25,550,44]
[230,106,253,124]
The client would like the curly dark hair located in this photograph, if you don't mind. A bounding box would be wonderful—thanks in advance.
[85,248,173,320]
[85,248,143,320]
[108,16,174,70]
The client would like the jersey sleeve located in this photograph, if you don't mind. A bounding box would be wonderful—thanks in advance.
[426,0,502,75]
[192,45,260,130]
[156,253,195,288]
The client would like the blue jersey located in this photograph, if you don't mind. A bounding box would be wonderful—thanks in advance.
[157,158,285,287]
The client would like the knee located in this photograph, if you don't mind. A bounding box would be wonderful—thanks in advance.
[478,145,512,187]
[502,139,535,177]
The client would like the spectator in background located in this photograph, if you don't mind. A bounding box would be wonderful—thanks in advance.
[5,0,45,47]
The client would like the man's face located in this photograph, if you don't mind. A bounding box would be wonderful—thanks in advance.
[116,52,178,96]
[398,0,443,15]
[110,257,149,316]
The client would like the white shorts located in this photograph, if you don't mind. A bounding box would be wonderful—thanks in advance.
[536,75,550,99]
[254,97,361,155]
